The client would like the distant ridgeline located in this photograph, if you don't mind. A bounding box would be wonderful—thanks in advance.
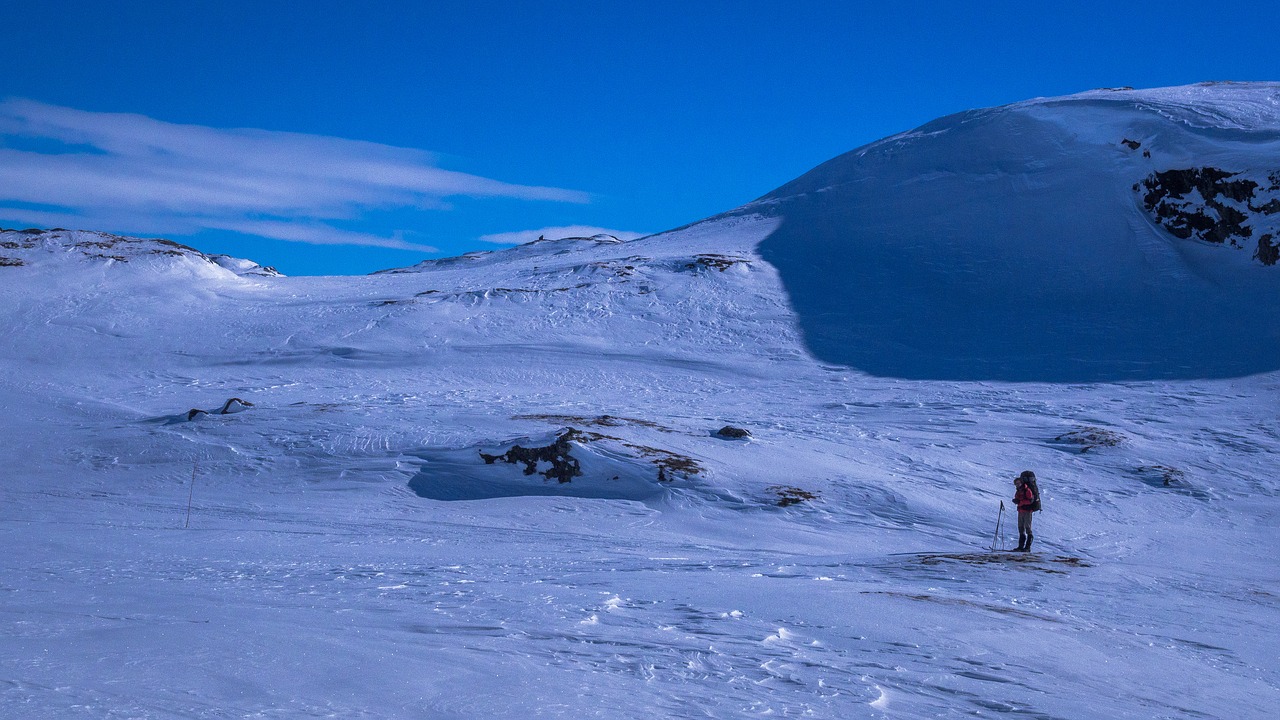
[1138,168,1280,265]
[0,228,280,276]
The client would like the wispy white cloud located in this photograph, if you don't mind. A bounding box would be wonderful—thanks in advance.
[478,225,648,245]
[205,219,438,252]
[0,99,589,250]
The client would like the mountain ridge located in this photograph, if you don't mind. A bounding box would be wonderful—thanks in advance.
[4,82,1279,382]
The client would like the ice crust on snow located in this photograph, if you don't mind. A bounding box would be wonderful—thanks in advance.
[2,83,1279,719]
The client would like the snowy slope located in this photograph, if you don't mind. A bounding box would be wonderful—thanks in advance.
[2,84,1280,719]
[736,82,1280,381]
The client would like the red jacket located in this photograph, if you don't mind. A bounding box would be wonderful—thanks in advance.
[1014,483,1036,512]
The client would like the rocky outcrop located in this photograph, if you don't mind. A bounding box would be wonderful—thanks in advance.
[479,429,584,483]
[1138,168,1280,264]
[186,397,255,421]
[684,254,750,272]
[479,425,703,485]
[1052,426,1125,453]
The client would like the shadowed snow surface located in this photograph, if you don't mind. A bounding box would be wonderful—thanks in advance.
[750,82,1280,381]
[2,84,1279,719]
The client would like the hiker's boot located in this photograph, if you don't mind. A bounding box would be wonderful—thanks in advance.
[1022,536,1033,553]
[1015,533,1026,552]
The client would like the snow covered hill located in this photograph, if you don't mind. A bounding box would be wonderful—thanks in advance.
[0,227,280,277]
[736,82,1280,381]
[2,84,1279,719]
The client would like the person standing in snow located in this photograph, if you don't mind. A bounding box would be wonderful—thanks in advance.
[1013,471,1038,552]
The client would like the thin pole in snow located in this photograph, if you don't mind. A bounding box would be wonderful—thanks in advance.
[185,461,198,529]
[990,501,1004,552]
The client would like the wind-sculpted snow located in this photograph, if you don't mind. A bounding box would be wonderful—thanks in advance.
[748,82,1280,381]
[3,86,1280,719]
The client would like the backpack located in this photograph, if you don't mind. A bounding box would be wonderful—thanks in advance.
[1028,478,1042,512]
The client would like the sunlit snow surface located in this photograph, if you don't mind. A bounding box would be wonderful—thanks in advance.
[3,84,1280,718]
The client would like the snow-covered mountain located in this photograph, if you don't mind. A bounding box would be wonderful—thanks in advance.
[2,83,1278,719]
[730,81,1280,381]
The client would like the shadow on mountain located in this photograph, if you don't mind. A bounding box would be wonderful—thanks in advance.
[758,199,1280,383]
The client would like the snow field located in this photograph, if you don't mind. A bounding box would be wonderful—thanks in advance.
[3,83,1280,717]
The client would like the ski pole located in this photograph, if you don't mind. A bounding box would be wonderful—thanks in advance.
[185,461,198,529]
[990,500,1004,551]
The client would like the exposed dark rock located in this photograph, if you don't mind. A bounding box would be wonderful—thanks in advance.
[186,398,254,421]
[685,254,750,272]
[1142,168,1257,208]
[1131,464,1210,498]
[1255,198,1280,215]
[1257,234,1279,266]
[1121,138,1141,150]
[1053,426,1125,453]
[715,426,752,439]
[0,257,23,267]
[486,422,702,483]
[584,259,641,277]
[218,398,253,414]
[1138,167,1280,255]
[479,429,584,483]
[1143,150,1152,158]
[1136,464,1186,487]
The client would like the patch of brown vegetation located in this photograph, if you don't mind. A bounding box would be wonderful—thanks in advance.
[514,413,674,432]
[766,485,818,507]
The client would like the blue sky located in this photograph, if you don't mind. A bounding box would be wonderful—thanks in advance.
[1,1,1275,275]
